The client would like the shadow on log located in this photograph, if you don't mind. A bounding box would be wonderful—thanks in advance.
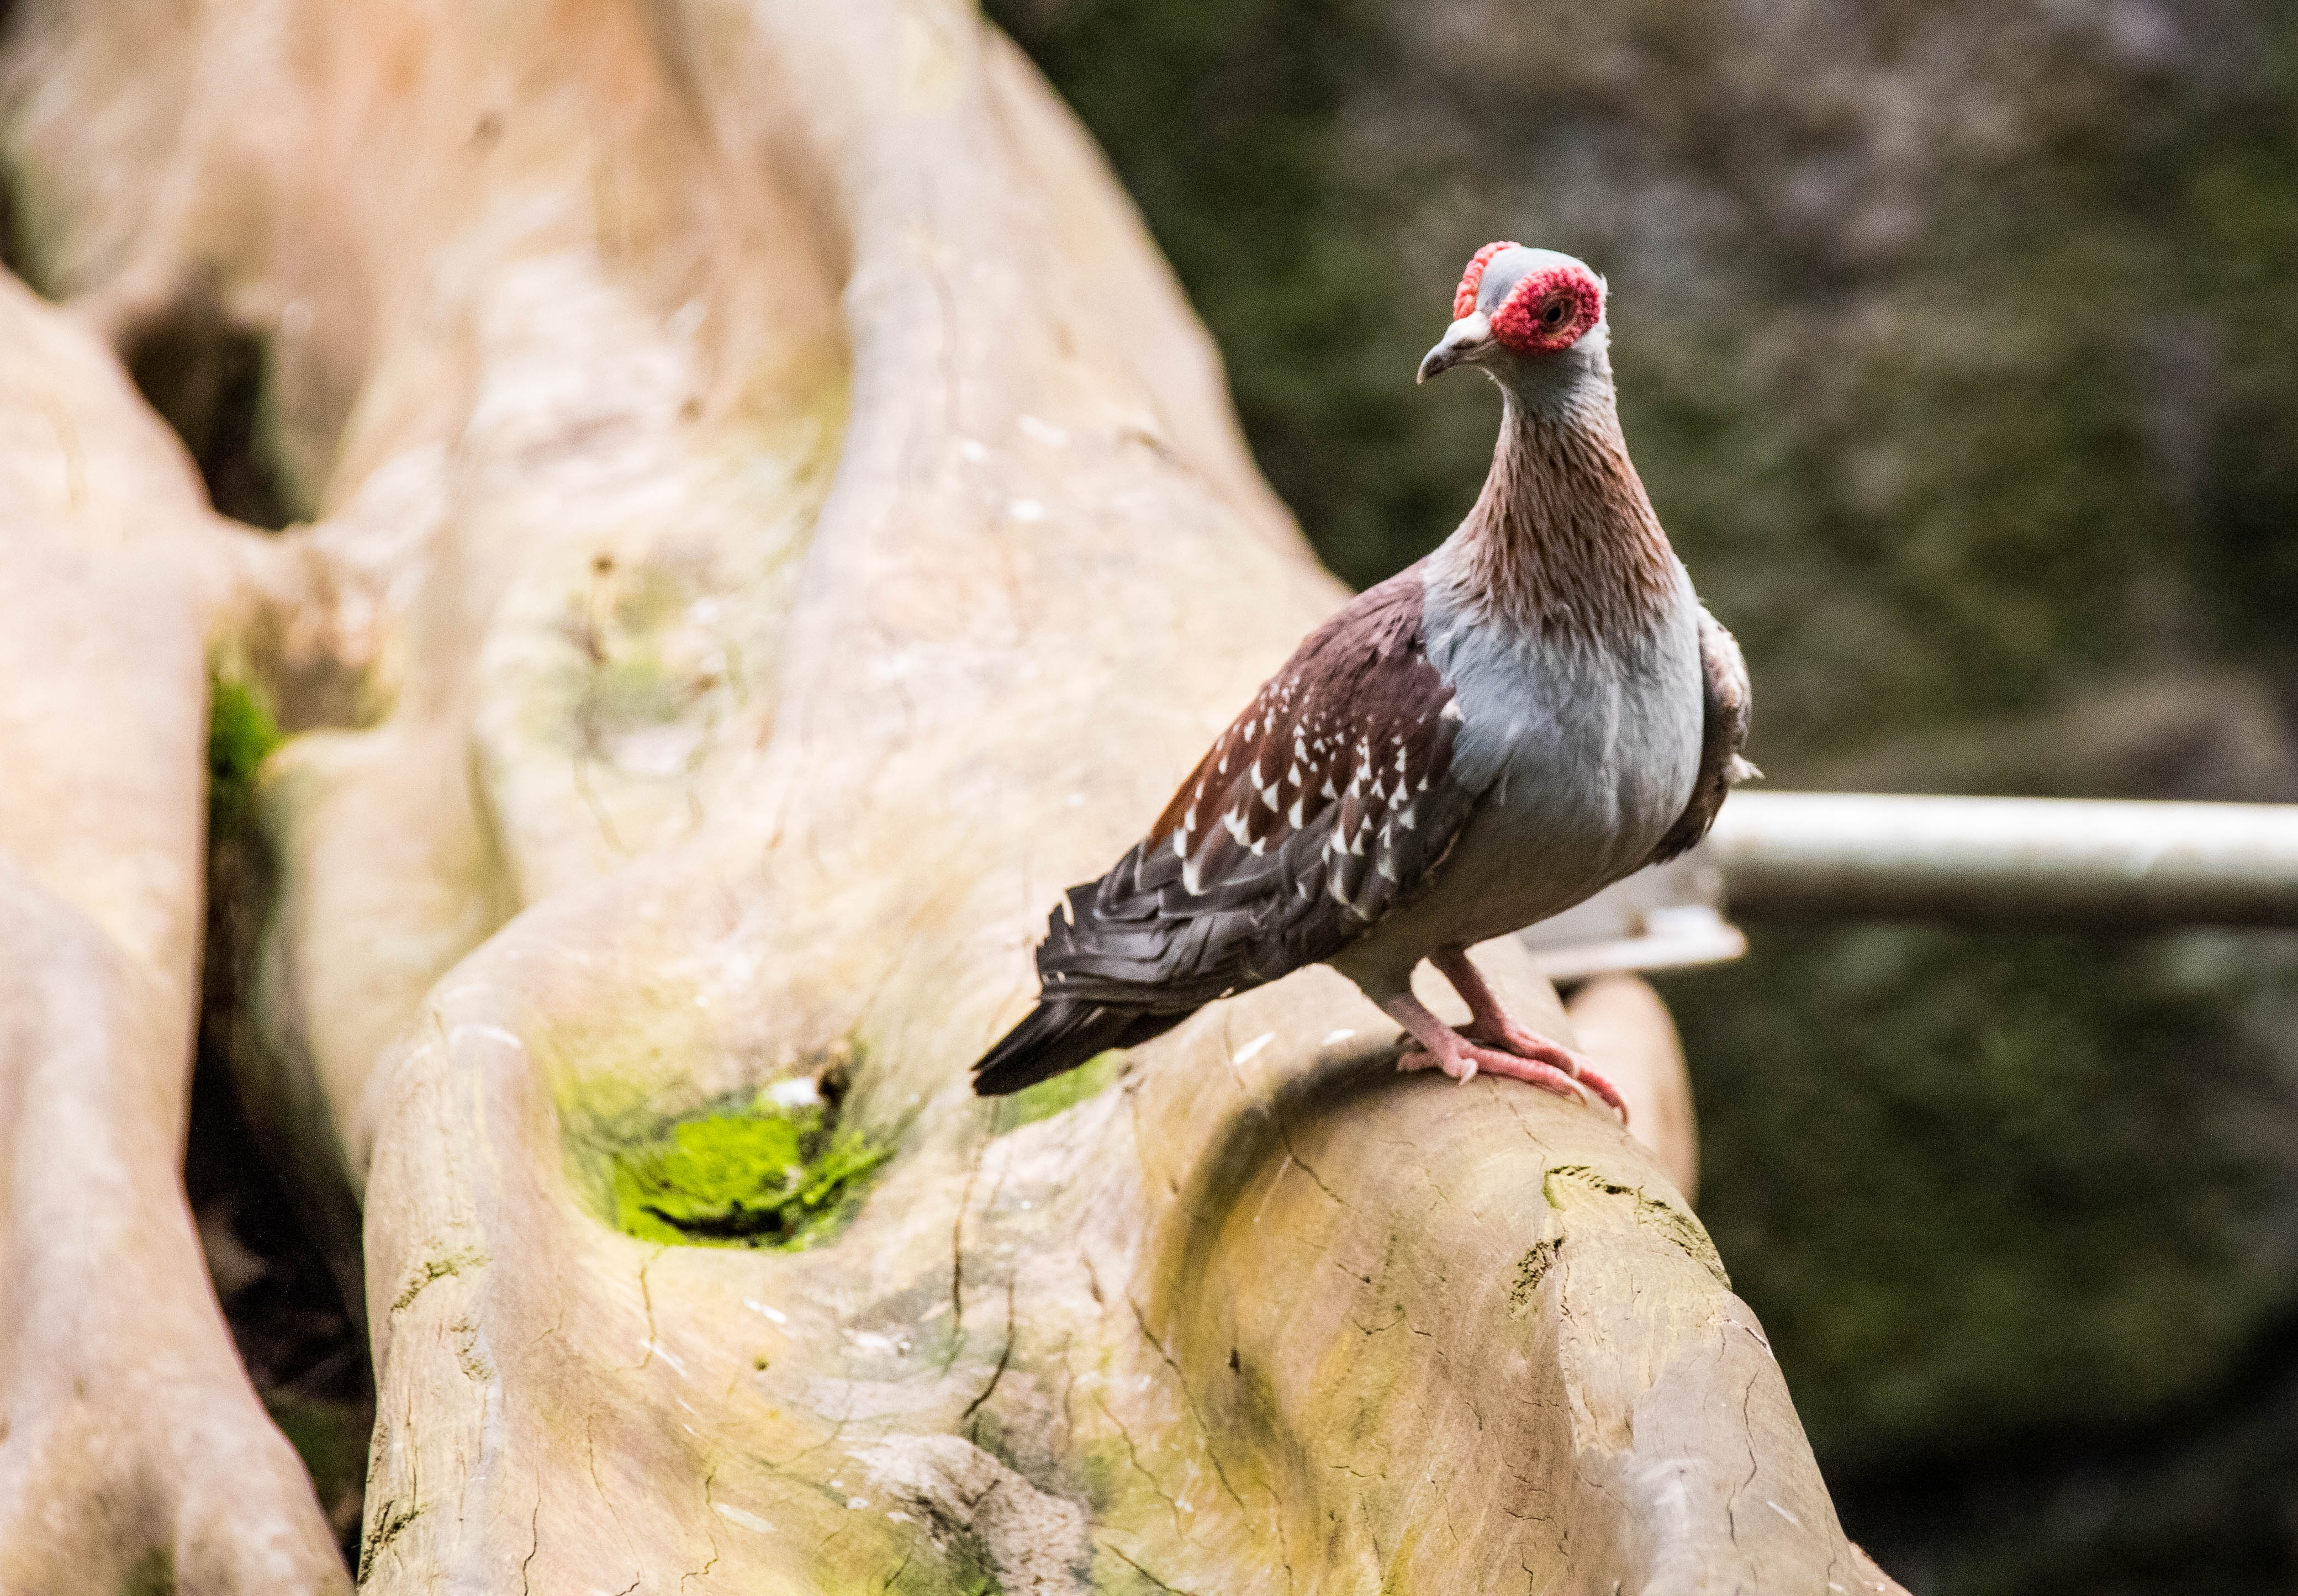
[0,0,1903,1589]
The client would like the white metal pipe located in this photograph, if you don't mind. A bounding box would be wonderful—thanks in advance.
[1707,791,2298,927]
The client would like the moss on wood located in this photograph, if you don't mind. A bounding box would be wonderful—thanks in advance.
[990,1048,1124,1135]
[206,675,282,835]
[600,1087,889,1251]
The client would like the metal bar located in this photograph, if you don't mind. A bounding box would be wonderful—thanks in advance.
[1707,791,2298,928]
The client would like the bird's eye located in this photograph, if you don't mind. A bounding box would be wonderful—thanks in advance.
[1541,300,1567,326]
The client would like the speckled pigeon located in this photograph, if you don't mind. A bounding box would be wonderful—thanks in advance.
[973,244,1755,1118]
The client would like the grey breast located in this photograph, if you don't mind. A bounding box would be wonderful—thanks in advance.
[1414,573,1704,944]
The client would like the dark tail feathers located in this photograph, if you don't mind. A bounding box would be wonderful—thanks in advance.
[971,1000,1190,1096]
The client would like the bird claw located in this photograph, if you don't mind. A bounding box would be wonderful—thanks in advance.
[1398,1040,1585,1102]
[1394,1023,1626,1122]
[1455,1043,1587,1104]
[1463,1024,1630,1123]
[1396,1045,1475,1082]
[1397,1042,1452,1079]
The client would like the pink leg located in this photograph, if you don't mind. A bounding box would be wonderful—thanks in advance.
[1428,947,1630,1123]
[1375,990,1589,1105]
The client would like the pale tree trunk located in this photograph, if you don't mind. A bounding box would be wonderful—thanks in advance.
[0,278,349,1594]
[0,1,1904,1590]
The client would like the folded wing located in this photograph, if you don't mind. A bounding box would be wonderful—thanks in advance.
[1646,604,1756,865]
[1039,564,1486,1012]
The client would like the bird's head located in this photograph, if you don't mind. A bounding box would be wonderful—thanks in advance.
[1417,244,1608,387]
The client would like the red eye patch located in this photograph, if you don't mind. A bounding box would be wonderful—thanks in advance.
[1452,241,1520,320]
[1489,264,1603,353]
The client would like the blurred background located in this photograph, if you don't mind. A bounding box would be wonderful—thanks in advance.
[984,1,2298,1589]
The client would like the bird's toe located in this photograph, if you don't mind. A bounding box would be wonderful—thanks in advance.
[1461,1044,1588,1105]
[1567,1059,1632,1123]
[1466,1026,1633,1123]
[1396,1042,1478,1082]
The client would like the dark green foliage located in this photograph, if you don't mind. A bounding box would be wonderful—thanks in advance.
[1670,927,2297,1465]
[1836,1315,2298,1596]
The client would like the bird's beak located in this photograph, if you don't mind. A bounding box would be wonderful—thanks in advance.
[1417,313,1491,383]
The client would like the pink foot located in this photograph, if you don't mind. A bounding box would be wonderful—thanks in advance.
[1462,1017,1631,1122]
[1397,1039,1587,1103]
[1426,947,1631,1123]
[1378,982,1629,1123]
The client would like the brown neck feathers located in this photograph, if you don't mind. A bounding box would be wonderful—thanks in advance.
[1445,395,1679,642]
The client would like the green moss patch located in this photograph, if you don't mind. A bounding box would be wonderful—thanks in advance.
[207,674,282,833]
[991,1048,1123,1135]
[605,1089,889,1250]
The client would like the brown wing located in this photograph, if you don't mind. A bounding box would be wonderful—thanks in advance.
[1647,604,1756,865]
[1033,563,1487,1011]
